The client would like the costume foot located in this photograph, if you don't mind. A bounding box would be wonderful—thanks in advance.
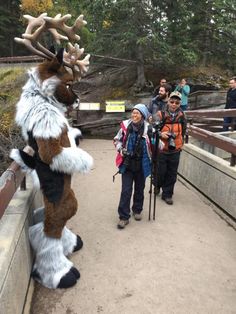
[73,235,83,252]
[29,223,78,289]
[70,266,80,279]
[57,269,77,289]
[31,268,41,280]
[61,227,83,255]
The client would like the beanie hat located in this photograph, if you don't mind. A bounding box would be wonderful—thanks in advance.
[132,104,149,120]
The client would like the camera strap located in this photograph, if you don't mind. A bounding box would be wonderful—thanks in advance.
[113,170,120,182]
[113,122,144,181]
[131,124,144,158]
[123,122,144,155]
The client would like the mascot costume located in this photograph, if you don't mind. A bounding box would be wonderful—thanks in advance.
[10,13,93,289]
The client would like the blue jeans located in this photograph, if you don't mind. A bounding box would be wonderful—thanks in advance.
[118,169,145,220]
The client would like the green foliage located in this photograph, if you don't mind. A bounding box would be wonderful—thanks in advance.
[0,0,24,56]
[0,66,26,119]
[0,0,236,73]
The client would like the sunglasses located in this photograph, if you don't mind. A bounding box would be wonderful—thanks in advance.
[169,99,180,105]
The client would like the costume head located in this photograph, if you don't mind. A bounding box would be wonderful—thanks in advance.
[15,13,90,108]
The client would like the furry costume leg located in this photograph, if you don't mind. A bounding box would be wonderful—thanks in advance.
[29,222,79,289]
[33,207,83,255]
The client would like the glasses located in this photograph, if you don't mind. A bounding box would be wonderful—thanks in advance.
[161,81,166,84]
[169,100,180,105]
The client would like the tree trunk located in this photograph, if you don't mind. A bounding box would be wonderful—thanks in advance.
[136,44,147,90]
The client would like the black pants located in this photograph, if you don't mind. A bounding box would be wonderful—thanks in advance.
[118,169,145,220]
[223,117,236,131]
[156,151,180,198]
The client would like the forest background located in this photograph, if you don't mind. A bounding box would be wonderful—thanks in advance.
[1,0,236,82]
[0,0,236,173]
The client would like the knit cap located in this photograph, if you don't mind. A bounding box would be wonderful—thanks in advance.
[132,104,149,120]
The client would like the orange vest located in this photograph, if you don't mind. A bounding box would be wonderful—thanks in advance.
[157,110,185,152]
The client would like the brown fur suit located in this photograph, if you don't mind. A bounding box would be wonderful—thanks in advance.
[10,50,93,289]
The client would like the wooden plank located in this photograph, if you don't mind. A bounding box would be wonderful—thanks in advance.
[0,146,33,219]
[188,125,236,155]
[0,162,25,219]
[186,109,236,118]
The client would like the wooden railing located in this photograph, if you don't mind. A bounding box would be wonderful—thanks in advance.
[0,55,43,63]
[0,54,137,65]
[188,90,227,110]
[185,108,236,166]
[0,161,26,220]
[0,146,33,220]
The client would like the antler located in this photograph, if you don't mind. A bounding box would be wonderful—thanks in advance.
[64,43,90,80]
[14,13,90,80]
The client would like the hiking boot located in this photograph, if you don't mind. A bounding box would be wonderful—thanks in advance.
[162,196,173,205]
[117,219,129,229]
[133,213,142,221]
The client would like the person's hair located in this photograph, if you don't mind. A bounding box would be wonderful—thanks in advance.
[230,77,236,82]
[160,78,167,82]
[162,83,172,96]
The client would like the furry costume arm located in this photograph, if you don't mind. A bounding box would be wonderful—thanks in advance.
[36,130,93,175]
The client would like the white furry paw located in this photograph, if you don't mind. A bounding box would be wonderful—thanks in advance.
[50,147,94,174]
[10,149,29,171]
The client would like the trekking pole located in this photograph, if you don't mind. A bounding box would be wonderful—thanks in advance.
[148,155,153,221]
[148,122,161,220]
[152,129,159,220]
[148,128,155,220]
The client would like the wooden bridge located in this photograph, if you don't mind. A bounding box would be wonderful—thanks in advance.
[0,107,236,314]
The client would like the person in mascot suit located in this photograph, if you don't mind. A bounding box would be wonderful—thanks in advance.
[10,13,93,289]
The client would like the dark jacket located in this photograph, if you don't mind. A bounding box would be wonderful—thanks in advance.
[147,96,168,116]
[225,88,236,109]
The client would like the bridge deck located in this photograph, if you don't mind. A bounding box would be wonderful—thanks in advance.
[30,139,236,314]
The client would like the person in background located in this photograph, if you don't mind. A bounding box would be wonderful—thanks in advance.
[147,83,172,122]
[154,91,187,205]
[174,78,190,111]
[113,104,151,229]
[153,78,167,96]
[223,77,236,131]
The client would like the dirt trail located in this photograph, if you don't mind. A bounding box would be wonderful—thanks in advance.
[30,139,236,314]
